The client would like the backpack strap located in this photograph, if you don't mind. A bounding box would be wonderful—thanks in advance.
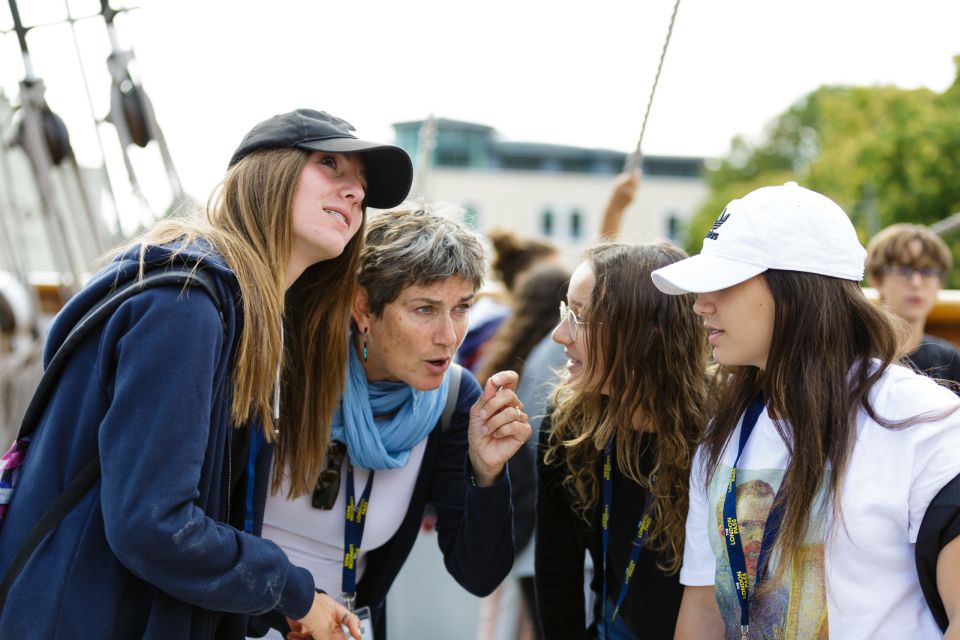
[16,267,222,443]
[0,458,100,605]
[0,266,222,610]
[440,364,462,433]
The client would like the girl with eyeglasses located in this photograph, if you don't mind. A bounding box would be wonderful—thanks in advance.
[866,223,960,392]
[535,242,710,639]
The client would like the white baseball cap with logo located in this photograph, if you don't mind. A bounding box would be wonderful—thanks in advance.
[651,182,867,295]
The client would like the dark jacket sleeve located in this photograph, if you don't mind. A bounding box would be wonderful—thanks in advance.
[430,371,516,596]
[916,471,960,632]
[95,287,314,618]
[535,415,589,639]
[948,350,960,393]
[508,441,537,552]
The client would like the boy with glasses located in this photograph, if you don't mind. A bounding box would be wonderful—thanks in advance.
[867,223,960,389]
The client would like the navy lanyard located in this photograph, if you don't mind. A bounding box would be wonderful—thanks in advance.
[341,462,374,613]
[722,395,784,640]
[600,438,656,628]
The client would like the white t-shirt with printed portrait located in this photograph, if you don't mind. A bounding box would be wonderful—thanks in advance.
[681,363,960,639]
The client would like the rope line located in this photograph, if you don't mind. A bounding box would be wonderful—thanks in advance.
[627,0,682,170]
[929,211,960,236]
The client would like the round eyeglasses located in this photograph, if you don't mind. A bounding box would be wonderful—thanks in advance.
[559,300,597,341]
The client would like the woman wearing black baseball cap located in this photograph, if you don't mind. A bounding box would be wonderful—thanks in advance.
[0,109,411,639]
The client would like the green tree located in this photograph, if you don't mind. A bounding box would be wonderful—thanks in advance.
[685,56,960,285]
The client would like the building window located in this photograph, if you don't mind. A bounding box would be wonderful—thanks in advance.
[501,155,543,171]
[541,208,554,236]
[560,157,592,173]
[570,209,583,239]
[435,149,470,167]
[667,213,680,242]
[463,204,480,229]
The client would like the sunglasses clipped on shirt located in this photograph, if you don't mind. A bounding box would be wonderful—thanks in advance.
[311,441,346,510]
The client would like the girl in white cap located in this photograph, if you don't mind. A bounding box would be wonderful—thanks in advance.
[651,182,960,639]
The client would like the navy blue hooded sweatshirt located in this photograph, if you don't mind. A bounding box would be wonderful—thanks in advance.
[0,243,315,639]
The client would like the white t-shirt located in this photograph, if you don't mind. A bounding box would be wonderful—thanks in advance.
[681,364,960,639]
[262,438,427,602]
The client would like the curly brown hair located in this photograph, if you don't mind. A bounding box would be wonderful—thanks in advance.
[544,242,709,574]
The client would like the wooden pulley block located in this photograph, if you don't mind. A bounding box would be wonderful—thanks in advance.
[14,106,72,166]
[116,79,152,148]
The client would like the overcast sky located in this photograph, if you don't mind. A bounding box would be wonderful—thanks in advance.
[2,0,959,205]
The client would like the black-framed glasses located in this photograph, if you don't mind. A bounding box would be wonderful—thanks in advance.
[311,441,346,510]
[882,265,945,282]
[559,300,596,341]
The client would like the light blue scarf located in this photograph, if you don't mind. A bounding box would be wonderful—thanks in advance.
[329,337,451,470]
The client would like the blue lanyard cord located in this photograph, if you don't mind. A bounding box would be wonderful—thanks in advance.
[244,428,265,534]
[721,395,785,639]
[342,462,374,602]
[600,440,657,628]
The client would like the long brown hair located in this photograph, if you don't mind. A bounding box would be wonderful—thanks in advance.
[475,262,570,385]
[700,270,931,588]
[126,148,363,498]
[545,242,709,573]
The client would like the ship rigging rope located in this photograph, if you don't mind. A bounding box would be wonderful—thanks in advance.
[632,0,682,160]
[929,211,960,236]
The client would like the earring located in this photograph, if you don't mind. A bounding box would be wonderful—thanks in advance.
[362,328,368,362]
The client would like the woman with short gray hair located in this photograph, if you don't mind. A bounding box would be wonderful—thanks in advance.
[357,205,487,324]
[256,204,531,639]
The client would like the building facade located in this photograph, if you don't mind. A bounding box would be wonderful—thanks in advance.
[392,117,709,263]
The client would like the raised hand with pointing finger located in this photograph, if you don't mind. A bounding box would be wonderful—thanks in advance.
[468,370,533,486]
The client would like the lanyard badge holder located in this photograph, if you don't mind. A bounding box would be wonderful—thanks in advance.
[721,395,785,640]
[600,439,656,631]
[345,609,373,640]
[342,461,375,639]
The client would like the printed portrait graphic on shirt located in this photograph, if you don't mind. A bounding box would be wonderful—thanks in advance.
[709,466,829,639]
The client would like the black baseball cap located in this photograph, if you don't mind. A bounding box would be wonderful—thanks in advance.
[228,109,413,209]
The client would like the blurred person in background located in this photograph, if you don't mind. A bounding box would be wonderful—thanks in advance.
[456,229,560,373]
[599,170,641,241]
[474,262,570,640]
[0,274,41,445]
[866,223,960,389]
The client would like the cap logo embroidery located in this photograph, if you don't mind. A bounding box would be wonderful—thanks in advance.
[704,208,730,241]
